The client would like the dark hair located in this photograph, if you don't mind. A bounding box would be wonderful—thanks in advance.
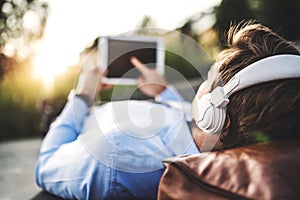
[213,23,300,148]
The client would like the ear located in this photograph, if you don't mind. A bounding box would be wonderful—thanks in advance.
[221,115,231,136]
[224,115,231,129]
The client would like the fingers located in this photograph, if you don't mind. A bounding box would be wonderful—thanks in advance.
[102,68,109,77]
[130,57,149,75]
[102,83,113,90]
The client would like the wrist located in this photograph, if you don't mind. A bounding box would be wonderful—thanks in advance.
[75,93,93,107]
[156,85,167,96]
[68,89,93,107]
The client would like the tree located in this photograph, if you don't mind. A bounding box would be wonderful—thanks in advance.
[258,0,300,41]
[214,0,255,48]
[0,0,49,59]
[214,0,300,48]
[0,0,49,140]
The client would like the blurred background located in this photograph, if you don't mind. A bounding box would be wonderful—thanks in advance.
[0,0,300,199]
[0,0,300,141]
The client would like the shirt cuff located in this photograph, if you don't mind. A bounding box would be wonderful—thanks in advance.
[155,85,184,102]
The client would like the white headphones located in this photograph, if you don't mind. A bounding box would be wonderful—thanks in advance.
[194,54,300,134]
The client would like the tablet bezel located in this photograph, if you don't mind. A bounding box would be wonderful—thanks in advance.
[98,36,165,85]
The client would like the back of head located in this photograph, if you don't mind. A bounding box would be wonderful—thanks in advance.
[212,23,300,148]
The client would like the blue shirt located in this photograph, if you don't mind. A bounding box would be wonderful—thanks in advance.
[35,86,199,199]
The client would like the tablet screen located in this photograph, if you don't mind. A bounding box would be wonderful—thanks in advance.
[107,39,157,78]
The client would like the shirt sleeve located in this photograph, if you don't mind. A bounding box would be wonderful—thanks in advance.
[40,97,89,154]
[35,96,89,186]
[35,96,113,199]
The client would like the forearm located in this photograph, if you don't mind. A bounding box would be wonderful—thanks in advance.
[39,96,89,157]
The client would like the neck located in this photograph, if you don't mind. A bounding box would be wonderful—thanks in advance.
[190,121,223,152]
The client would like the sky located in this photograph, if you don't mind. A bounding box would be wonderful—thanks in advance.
[33,0,221,85]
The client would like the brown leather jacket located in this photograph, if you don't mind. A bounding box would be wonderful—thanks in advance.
[158,141,300,200]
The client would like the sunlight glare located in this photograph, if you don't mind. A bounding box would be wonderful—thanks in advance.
[33,42,77,87]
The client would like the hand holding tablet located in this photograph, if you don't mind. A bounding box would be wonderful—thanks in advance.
[76,35,166,98]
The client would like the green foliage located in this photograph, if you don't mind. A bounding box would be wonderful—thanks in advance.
[165,50,203,81]
[254,132,270,143]
[0,61,43,141]
[164,32,212,82]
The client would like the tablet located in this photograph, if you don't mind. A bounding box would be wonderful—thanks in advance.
[98,36,165,85]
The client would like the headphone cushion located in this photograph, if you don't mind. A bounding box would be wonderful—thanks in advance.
[195,94,226,134]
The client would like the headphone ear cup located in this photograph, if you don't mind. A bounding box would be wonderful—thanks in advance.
[194,94,227,134]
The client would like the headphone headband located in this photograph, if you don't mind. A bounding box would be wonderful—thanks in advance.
[224,54,300,96]
[194,54,300,134]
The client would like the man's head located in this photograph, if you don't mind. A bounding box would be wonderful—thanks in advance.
[193,23,300,150]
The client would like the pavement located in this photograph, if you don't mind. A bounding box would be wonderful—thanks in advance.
[0,138,43,200]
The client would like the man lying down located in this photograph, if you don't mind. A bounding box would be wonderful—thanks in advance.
[35,23,300,199]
